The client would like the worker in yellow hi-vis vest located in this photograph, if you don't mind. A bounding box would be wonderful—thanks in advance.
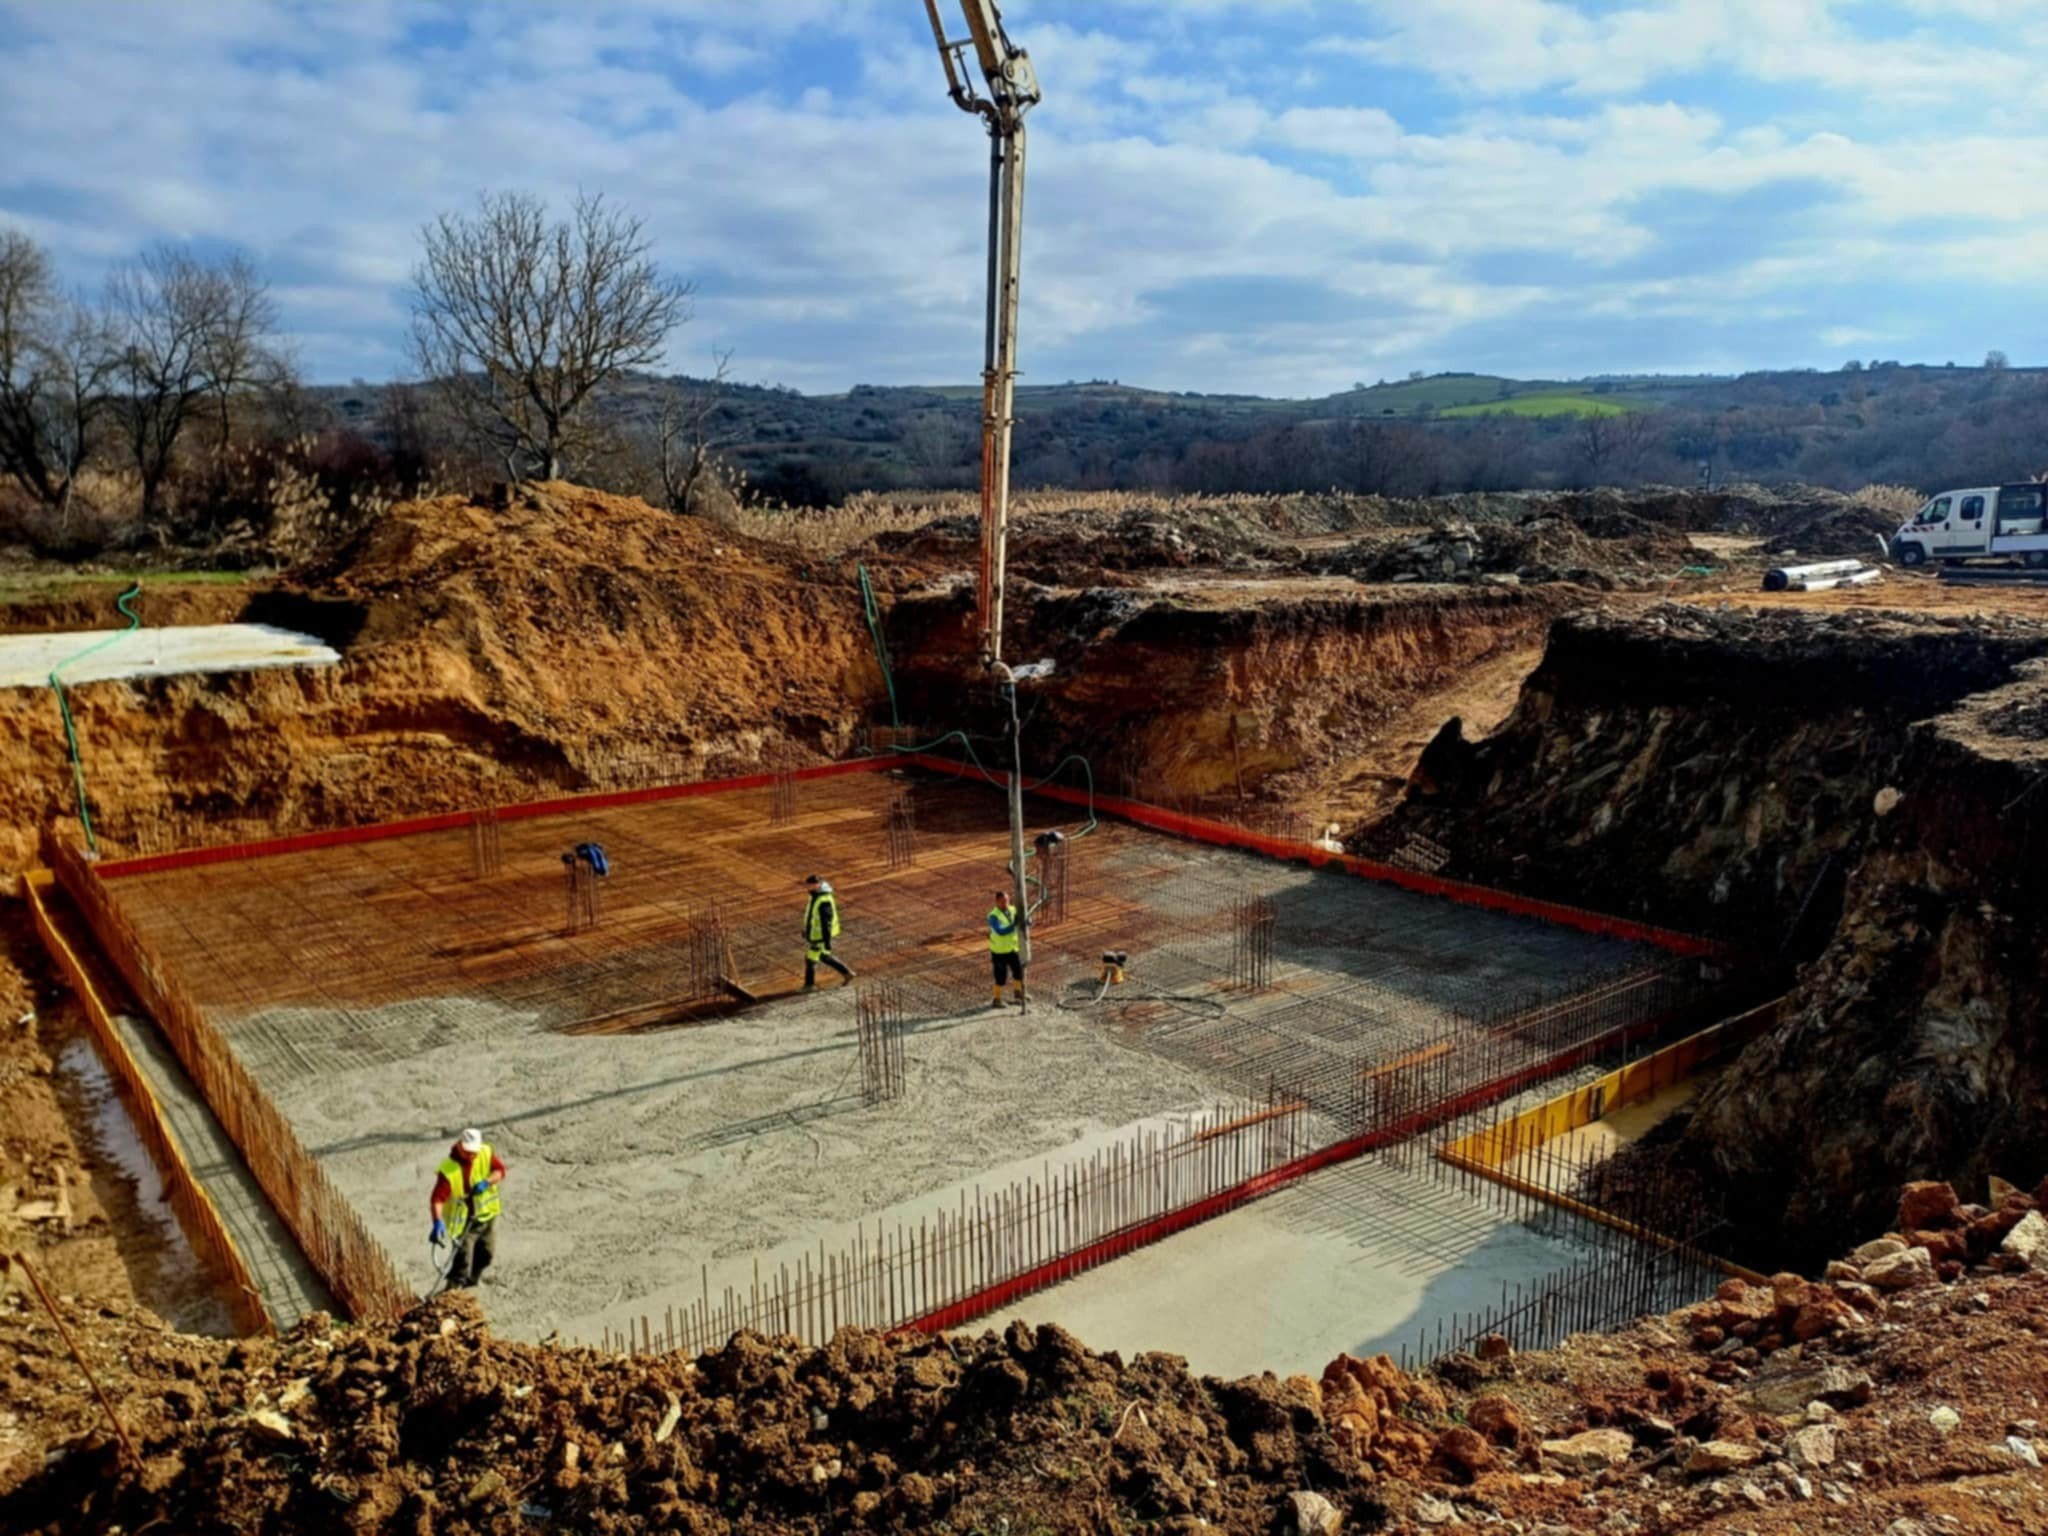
[988,889,1026,1009]
[802,874,855,989]
[429,1128,507,1288]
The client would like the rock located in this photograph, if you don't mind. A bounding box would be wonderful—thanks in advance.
[465,1471,505,1506]
[1542,1428,1635,1472]
[1823,1261,1861,1282]
[2001,1210,2048,1271]
[1862,1245,1935,1291]
[276,1377,313,1411]
[1289,1489,1343,1535]
[1787,1425,1837,1469]
[1434,1424,1493,1480]
[1687,1440,1762,1476]
[1466,1394,1526,1448]
[1988,1175,2020,1204]
[1476,1333,1513,1361]
[1817,1366,1875,1407]
[1768,1273,1811,1314]
[1928,1407,1960,1435]
[1850,1237,1906,1266]
[1887,1521,1930,1536]
[1906,1227,1968,1263]
[1413,1492,1455,1526]
[1896,1182,1960,1231]
[246,1408,294,1443]
[1739,1481,1770,1508]
[2007,1436,2041,1468]
[1792,1295,1858,1343]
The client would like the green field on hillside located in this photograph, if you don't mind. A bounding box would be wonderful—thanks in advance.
[1439,392,1641,419]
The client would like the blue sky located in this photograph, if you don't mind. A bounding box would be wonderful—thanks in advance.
[3,0,2045,395]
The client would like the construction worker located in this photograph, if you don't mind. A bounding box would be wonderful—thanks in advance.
[802,874,854,988]
[429,1127,507,1288]
[988,889,1026,1008]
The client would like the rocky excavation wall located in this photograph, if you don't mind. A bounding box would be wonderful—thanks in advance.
[886,584,1568,806]
[1686,658,2048,1263]
[1370,604,2048,1263]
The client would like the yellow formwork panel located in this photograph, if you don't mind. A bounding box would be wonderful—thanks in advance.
[1437,999,1783,1284]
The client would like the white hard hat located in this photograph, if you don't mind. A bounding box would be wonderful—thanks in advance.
[458,1127,483,1152]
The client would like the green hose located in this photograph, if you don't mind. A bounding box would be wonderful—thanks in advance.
[856,564,900,732]
[879,725,1099,842]
[50,582,142,856]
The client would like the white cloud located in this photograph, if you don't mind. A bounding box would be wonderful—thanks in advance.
[1321,0,2033,104]
[2,0,2045,392]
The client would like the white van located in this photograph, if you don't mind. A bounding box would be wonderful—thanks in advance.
[1890,483,2048,567]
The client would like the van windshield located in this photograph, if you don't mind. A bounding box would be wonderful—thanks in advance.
[1917,497,1951,524]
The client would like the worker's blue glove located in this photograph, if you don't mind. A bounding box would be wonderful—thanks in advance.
[430,1218,447,1245]
[472,1178,493,1194]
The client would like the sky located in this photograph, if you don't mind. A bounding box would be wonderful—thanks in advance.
[3,0,2045,396]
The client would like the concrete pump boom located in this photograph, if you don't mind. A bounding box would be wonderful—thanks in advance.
[923,0,1039,669]
[926,0,1043,966]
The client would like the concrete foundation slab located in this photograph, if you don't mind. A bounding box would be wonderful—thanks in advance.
[1007,1157,1591,1377]
[0,623,338,689]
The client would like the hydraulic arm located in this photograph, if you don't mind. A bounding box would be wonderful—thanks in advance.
[923,0,1040,668]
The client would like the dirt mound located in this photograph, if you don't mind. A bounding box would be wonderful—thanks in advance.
[1330,507,1706,589]
[1762,503,1899,558]
[10,1197,2048,1535]
[866,500,1297,585]
[0,484,888,866]
[1,1292,1410,1535]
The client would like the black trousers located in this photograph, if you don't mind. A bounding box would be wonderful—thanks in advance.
[449,1219,497,1286]
[805,950,853,986]
[991,951,1024,984]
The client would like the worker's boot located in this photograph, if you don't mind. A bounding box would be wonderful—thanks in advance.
[990,986,1005,1010]
[803,961,818,991]
[1011,983,1028,1011]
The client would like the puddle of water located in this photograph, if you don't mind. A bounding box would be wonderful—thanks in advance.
[54,1034,237,1335]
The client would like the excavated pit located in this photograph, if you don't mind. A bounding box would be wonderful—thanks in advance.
[80,768,1689,1351]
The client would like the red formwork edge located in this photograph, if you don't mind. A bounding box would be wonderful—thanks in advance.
[896,1005,1692,1339]
[95,757,905,880]
[899,753,1730,961]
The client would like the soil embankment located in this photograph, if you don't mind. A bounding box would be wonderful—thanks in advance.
[0,484,887,867]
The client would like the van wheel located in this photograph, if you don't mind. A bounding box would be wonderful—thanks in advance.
[1897,544,1926,567]
[2026,551,2048,569]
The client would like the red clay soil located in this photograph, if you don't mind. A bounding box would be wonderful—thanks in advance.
[5,1177,2047,1535]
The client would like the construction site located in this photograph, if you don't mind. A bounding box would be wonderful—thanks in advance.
[7,6,2048,1536]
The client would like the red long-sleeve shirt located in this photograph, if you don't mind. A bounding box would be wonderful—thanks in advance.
[429,1145,509,1212]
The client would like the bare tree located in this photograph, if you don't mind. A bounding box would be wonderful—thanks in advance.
[1986,349,2010,371]
[411,191,692,484]
[0,231,120,513]
[655,349,734,515]
[106,243,279,522]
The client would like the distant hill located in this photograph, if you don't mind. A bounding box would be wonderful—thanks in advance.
[313,362,2048,505]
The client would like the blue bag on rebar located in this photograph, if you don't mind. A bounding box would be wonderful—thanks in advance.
[574,842,609,876]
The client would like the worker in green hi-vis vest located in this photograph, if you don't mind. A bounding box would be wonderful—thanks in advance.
[429,1128,508,1288]
[987,889,1026,1010]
